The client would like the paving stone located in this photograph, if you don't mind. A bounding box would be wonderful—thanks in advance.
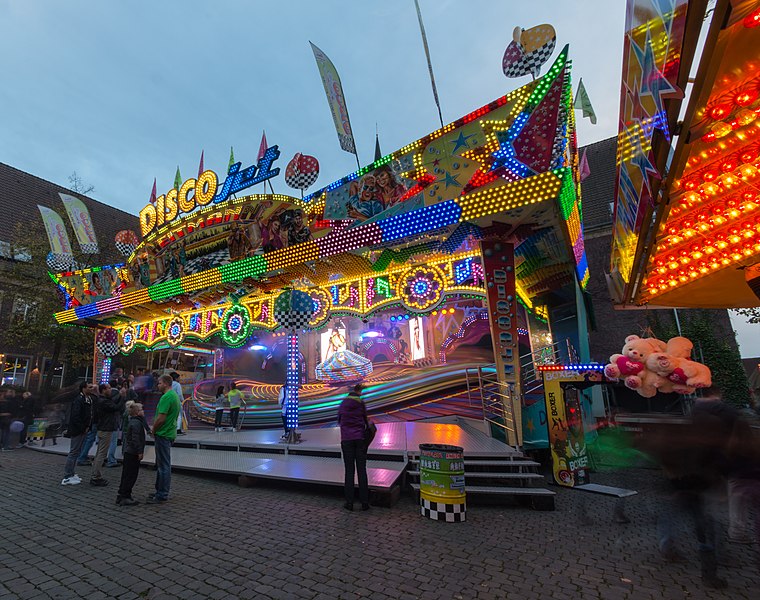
[1,450,759,600]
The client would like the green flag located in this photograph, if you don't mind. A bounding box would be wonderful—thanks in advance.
[228,146,235,171]
[574,78,597,125]
[174,166,182,190]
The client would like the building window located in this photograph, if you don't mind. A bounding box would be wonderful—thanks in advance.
[1,355,30,387]
[42,358,65,391]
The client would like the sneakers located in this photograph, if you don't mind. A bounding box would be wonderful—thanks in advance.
[61,476,81,486]
[105,462,120,468]
[90,478,109,487]
[146,495,167,504]
[118,497,139,506]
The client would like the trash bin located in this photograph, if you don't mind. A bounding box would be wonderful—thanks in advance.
[419,443,465,522]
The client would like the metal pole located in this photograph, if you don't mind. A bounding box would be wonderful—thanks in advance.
[673,308,682,336]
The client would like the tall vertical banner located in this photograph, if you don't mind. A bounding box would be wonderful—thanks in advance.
[59,194,99,254]
[37,205,73,256]
[542,369,600,487]
[480,240,520,445]
[310,42,357,155]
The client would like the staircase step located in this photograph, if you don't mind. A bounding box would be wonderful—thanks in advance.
[408,458,540,468]
[407,470,544,480]
[409,483,555,496]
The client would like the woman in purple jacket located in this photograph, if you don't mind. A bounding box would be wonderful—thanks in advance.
[338,383,370,511]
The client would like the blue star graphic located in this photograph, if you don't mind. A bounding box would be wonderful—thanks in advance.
[440,171,461,188]
[631,30,679,140]
[450,131,475,154]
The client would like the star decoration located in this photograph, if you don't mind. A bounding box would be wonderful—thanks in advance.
[440,171,461,188]
[526,418,535,433]
[450,131,476,154]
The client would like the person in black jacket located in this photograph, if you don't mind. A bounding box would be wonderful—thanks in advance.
[89,382,125,487]
[61,382,94,485]
[116,401,146,506]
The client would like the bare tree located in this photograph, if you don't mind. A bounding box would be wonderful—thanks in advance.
[68,171,95,195]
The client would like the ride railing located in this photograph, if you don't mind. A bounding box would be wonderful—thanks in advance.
[465,365,519,446]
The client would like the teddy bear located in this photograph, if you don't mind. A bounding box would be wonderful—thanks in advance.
[645,336,712,393]
[604,335,667,388]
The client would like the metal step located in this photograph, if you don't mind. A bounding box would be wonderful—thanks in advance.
[407,470,544,480]
[407,458,540,468]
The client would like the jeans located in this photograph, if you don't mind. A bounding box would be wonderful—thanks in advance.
[77,425,97,463]
[214,409,224,428]
[107,428,119,465]
[230,407,240,429]
[154,436,172,500]
[63,433,86,478]
[281,414,289,433]
[92,431,113,480]
[341,439,369,505]
[118,453,141,499]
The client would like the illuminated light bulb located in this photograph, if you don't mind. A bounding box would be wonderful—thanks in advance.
[702,182,721,196]
[745,7,760,27]
[735,89,759,107]
[709,103,732,120]
[738,164,758,179]
[712,121,733,138]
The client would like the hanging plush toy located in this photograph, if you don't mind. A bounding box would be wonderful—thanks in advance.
[646,336,712,393]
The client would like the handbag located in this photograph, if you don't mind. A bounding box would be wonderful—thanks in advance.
[364,419,377,446]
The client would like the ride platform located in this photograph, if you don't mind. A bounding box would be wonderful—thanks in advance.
[35,419,550,506]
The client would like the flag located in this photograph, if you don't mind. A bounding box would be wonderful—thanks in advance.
[174,166,182,190]
[37,205,73,256]
[574,78,597,125]
[374,132,382,162]
[414,0,444,128]
[198,150,205,177]
[579,148,591,181]
[310,42,357,155]
[258,131,268,161]
[149,178,157,204]
[228,146,236,170]
[59,193,99,254]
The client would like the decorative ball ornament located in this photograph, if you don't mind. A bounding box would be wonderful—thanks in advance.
[220,304,252,347]
[284,153,320,190]
[166,316,185,347]
[120,325,136,354]
[308,288,331,329]
[46,252,74,273]
[397,265,446,312]
[96,328,120,357]
[115,230,139,257]
[274,289,316,331]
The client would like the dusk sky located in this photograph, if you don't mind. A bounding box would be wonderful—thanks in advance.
[2,0,758,354]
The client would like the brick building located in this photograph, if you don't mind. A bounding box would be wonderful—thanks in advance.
[580,136,739,364]
[0,162,139,389]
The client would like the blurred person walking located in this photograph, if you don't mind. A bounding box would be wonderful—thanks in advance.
[90,382,125,487]
[170,372,186,436]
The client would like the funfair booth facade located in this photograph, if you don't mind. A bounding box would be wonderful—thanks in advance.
[50,48,590,449]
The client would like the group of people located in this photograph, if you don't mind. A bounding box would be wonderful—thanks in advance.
[61,374,181,505]
[0,387,40,451]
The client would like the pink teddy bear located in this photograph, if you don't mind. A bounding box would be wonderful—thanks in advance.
[604,335,666,390]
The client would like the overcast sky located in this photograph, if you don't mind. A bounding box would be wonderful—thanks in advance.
[1,0,758,354]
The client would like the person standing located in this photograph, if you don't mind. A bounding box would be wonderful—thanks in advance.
[170,372,186,436]
[278,384,289,439]
[18,391,35,447]
[227,381,245,432]
[214,386,226,431]
[61,382,93,486]
[90,382,124,487]
[337,383,370,511]
[116,401,146,506]
[148,374,180,504]
[76,384,99,466]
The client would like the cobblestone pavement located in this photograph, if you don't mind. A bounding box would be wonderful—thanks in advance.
[0,449,758,599]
